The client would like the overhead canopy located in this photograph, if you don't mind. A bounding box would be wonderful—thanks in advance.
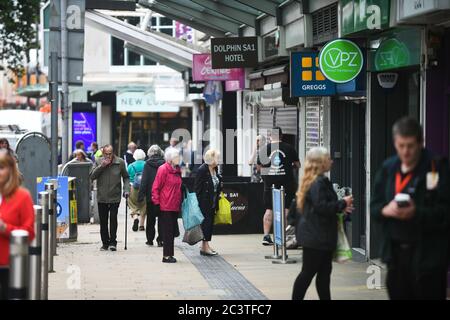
[85,9,206,71]
[137,0,296,36]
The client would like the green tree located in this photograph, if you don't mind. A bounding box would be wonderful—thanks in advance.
[0,0,40,81]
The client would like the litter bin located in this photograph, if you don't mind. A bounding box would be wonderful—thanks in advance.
[61,162,93,223]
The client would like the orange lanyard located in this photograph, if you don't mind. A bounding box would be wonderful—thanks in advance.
[395,172,413,195]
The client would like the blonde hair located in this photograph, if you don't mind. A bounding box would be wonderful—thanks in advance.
[296,147,330,211]
[204,149,220,165]
[0,149,21,198]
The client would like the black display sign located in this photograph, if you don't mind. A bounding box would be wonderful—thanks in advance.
[211,37,258,69]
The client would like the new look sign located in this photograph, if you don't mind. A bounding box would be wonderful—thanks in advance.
[319,39,364,83]
[211,37,258,69]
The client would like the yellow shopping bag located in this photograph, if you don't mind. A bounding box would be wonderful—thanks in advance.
[214,192,232,225]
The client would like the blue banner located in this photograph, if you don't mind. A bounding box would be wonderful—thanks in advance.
[272,188,283,246]
[37,176,70,239]
[291,51,336,97]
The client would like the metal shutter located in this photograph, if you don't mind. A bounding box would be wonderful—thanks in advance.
[312,3,338,45]
[275,106,298,136]
[305,97,322,152]
[257,107,274,136]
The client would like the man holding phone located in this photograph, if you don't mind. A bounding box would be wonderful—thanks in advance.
[91,145,130,252]
[371,117,450,300]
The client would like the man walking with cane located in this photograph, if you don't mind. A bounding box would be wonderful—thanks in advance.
[90,145,130,252]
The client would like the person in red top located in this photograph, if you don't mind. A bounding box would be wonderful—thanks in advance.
[0,150,35,300]
[152,147,182,263]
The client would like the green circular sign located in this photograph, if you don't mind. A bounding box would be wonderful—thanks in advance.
[374,38,410,71]
[319,39,364,83]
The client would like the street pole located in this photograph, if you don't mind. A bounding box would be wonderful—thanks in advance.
[39,191,50,300]
[9,230,30,300]
[29,205,42,300]
[60,0,69,164]
[50,52,58,177]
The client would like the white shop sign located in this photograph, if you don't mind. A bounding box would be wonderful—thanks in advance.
[116,92,180,113]
[398,0,450,20]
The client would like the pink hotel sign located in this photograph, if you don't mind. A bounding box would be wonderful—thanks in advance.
[192,54,245,82]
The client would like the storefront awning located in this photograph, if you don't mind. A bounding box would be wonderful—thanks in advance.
[85,9,206,71]
[137,0,274,36]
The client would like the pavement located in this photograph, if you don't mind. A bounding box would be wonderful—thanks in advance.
[49,201,388,300]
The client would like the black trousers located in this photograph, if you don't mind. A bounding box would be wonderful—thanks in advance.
[201,207,215,242]
[160,211,179,257]
[292,247,333,300]
[387,242,448,300]
[146,202,162,243]
[98,202,120,247]
[0,268,8,300]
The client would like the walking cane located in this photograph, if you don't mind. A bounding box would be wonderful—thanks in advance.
[125,195,128,250]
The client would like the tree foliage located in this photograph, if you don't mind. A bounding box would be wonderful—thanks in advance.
[0,0,40,80]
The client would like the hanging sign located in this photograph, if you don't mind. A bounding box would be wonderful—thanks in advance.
[319,39,364,83]
[211,37,258,69]
[192,54,244,81]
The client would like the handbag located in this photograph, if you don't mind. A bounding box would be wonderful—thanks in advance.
[214,192,232,225]
[181,187,204,230]
[182,225,204,245]
[334,213,352,263]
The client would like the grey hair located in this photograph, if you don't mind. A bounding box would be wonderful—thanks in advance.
[133,149,146,161]
[204,149,220,165]
[165,147,180,163]
[147,145,164,157]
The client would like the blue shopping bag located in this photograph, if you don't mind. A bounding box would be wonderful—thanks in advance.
[181,188,204,230]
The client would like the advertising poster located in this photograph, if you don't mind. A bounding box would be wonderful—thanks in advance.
[36,176,70,239]
[72,112,97,152]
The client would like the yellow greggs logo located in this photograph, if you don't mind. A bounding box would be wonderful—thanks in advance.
[301,57,326,82]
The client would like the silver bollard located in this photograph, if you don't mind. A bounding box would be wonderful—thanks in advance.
[28,205,42,300]
[49,179,58,257]
[265,184,281,260]
[9,230,29,300]
[45,182,56,273]
[39,191,49,300]
[273,186,296,265]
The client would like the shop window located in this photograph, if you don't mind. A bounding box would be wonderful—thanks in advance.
[110,15,175,66]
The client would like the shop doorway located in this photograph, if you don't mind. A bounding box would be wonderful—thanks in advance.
[330,99,366,250]
[369,67,421,259]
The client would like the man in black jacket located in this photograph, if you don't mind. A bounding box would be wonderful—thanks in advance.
[138,145,165,246]
[370,117,450,300]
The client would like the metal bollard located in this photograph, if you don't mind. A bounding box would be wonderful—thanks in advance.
[39,191,50,299]
[9,230,29,300]
[265,184,281,260]
[49,179,58,256]
[28,205,42,300]
[45,182,56,273]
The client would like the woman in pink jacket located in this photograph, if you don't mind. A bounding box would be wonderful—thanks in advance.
[152,147,182,263]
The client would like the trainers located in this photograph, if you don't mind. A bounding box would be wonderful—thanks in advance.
[145,241,153,246]
[162,256,177,263]
[100,245,109,251]
[132,219,139,232]
[262,235,274,246]
[139,226,145,231]
[109,245,117,251]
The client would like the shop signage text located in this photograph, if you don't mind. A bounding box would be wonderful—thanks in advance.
[291,52,336,97]
[211,37,258,69]
[319,39,364,84]
[192,54,244,82]
[116,92,180,113]
[374,38,410,71]
[341,0,390,35]
[397,0,449,20]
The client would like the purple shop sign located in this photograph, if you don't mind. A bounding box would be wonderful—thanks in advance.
[193,54,244,82]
